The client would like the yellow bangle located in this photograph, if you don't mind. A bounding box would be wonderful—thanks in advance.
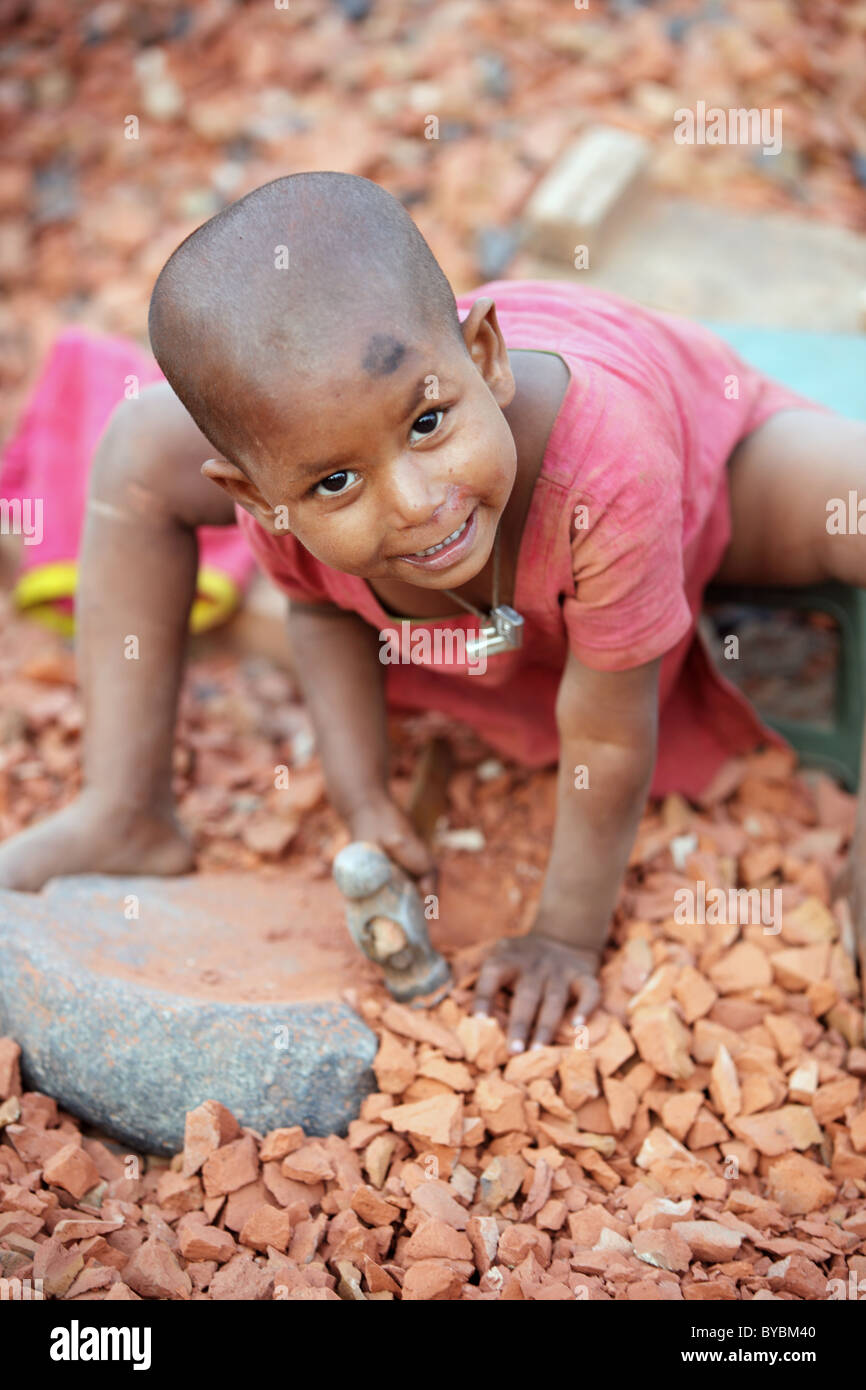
[13,561,241,636]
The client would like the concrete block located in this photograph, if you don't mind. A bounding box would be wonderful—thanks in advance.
[522,124,651,266]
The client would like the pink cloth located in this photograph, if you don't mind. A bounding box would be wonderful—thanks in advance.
[235,280,829,798]
[1,327,255,611]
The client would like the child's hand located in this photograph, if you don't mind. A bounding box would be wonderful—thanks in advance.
[471,652,658,1052]
[473,931,601,1053]
[348,799,438,900]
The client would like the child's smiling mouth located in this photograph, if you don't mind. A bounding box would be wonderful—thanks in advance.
[396,505,479,571]
[409,514,470,557]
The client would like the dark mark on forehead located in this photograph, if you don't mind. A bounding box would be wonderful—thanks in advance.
[362,333,407,377]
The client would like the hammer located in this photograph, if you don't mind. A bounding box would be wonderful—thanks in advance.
[332,735,453,1003]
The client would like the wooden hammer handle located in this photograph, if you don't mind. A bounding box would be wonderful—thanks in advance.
[407,734,454,844]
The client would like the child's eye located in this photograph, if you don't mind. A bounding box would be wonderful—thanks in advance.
[313,468,360,498]
[409,408,444,443]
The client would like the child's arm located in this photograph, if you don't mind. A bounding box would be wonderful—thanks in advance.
[0,382,236,890]
[473,650,660,1050]
[287,602,436,892]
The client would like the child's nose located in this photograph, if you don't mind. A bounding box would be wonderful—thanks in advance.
[385,454,446,525]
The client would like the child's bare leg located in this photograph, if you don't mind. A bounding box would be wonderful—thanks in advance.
[716,407,866,977]
[0,383,236,890]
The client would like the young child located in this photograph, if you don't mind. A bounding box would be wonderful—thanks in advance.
[1,172,865,1054]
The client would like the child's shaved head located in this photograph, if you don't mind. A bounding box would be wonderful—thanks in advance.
[148,172,464,467]
[149,170,519,602]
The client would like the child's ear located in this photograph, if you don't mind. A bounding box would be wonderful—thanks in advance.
[460,297,515,408]
[200,459,287,535]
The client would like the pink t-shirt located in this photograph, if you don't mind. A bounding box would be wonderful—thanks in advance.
[236,280,821,797]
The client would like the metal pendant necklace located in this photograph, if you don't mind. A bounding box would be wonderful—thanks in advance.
[440,523,524,659]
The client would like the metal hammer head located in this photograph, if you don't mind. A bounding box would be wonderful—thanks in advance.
[332,840,451,1002]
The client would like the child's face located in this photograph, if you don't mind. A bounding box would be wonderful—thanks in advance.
[203,299,518,590]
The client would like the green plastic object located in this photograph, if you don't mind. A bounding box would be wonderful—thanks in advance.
[702,324,866,789]
[702,323,866,424]
[705,581,864,789]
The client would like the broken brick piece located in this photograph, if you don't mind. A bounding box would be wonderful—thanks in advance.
[224,1178,278,1232]
[280,1142,336,1185]
[155,1170,203,1218]
[634,1196,693,1230]
[201,1134,259,1197]
[603,1077,638,1133]
[410,1180,468,1230]
[416,1053,474,1092]
[381,1004,463,1058]
[373,1030,417,1094]
[731,1105,823,1157]
[379,1094,463,1147]
[466,1214,499,1274]
[630,1004,693,1081]
[675,1221,742,1263]
[591,1017,636,1077]
[766,1253,827,1299]
[182,1101,241,1179]
[765,1154,836,1216]
[812,1076,860,1125]
[503,1046,561,1085]
[455,1014,508,1070]
[479,1155,527,1212]
[209,1252,274,1300]
[363,1134,399,1189]
[52,1216,123,1243]
[350,1184,401,1227]
[709,1044,741,1123]
[780,897,837,946]
[740,1071,786,1115]
[33,1236,84,1296]
[632,1228,692,1273]
[764,1013,806,1061]
[400,1258,464,1300]
[825,1001,863,1047]
[849,1109,866,1155]
[673,967,717,1024]
[259,1127,305,1163]
[124,1237,191,1300]
[177,1223,237,1264]
[42,1142,100,1201]
[788,1060,819,1104]
[661,1092,704,1143]
[0,1038,22,1100]
[707,943,772,994]
[239,1203,291,1254]
[558,1050,600,1109]
[536,1199,567,1231]
[403,1217,473,1264]
[568,1206,629,1248]
[475,1074,526,1135]
[770,945,831,992]
[497,1223,552,1269]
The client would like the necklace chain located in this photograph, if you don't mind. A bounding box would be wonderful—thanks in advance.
[440,524,500,621]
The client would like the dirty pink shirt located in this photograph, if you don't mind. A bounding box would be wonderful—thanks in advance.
[237,281,818,797]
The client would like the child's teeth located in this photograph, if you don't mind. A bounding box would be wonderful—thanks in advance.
[412,516,468,557]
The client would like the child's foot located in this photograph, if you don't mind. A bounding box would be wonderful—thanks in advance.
[0,794,194,892]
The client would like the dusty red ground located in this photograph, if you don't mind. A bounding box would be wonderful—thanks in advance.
[2,0,865,441]
[1,600,865,1301]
